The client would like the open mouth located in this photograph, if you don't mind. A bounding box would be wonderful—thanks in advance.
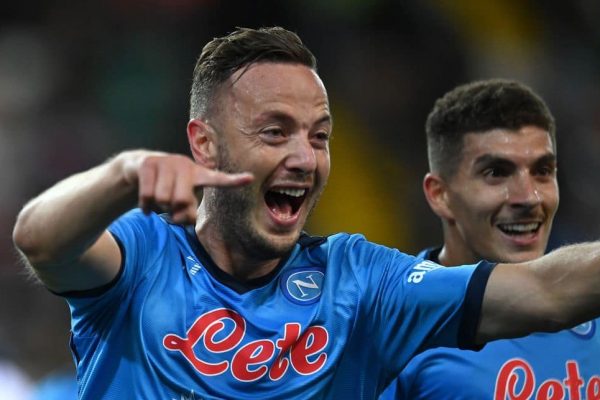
[264,188,308,220]
[497,222,541,236]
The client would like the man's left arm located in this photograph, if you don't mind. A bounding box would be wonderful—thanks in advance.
[476,241,600,344]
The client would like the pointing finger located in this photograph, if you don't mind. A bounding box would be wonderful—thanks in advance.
[138,161,157,213]
[194,169,254,188]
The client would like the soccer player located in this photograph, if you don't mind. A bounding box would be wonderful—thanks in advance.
[381,79,600,400]
[12,28,600,399]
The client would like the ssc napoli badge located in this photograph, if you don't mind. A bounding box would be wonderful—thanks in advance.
[569,320,596,339]
[280,268,325,305]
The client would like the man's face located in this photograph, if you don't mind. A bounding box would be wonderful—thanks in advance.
[207,62,331,259]
[442,126,558,264]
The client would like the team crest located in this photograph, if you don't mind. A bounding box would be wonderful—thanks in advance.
[569,320,596,339]
[280,268,325,305]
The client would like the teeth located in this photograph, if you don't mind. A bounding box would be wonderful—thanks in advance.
[272,188,306,197]
[499,222,540,233]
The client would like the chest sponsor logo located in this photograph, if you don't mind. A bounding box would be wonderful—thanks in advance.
[569,320,596,339]
[281,268,325,304]
[495,358,600,400]
[163,308,329,382]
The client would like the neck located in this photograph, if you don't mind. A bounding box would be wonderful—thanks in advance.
[438,225,479,267]
[195,204,282,281]
[437,246,471,267]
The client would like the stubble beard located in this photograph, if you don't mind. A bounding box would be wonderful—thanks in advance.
[206,143,298,261]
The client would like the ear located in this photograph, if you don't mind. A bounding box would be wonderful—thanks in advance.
[423,172,455,221]
[187,119,217,168]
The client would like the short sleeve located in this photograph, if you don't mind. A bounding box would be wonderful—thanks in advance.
[337,235,493,375]
[65,210,168,337]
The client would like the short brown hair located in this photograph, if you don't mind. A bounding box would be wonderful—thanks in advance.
[189,26,317,119]
[426,79,556,179]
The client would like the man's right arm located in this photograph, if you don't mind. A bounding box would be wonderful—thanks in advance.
[12,150,252,293]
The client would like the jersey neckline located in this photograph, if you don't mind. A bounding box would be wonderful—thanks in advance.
[183,226,325,294]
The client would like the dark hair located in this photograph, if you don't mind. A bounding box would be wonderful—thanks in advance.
[190,26,317,118]
[426,79,556,178]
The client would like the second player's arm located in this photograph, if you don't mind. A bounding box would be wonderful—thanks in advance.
[477,242,600,344]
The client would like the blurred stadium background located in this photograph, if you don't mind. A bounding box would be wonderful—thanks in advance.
[1,0,600,396]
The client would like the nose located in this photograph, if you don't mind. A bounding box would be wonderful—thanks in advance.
[507,172,541,207]
[285,136,317,174]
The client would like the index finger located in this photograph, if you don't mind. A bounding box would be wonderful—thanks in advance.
[194,168,254,188]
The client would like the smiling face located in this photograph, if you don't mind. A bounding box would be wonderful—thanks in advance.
[434,126,559,264]
[204,62,331,260]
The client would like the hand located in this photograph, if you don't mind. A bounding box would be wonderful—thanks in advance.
[123,151,253,224]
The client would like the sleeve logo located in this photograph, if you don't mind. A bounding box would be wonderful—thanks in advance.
[407,260,442,284]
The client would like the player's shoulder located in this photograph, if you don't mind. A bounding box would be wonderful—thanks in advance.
[326,232,408,254]
[110,209,170,233]
[117,208,171,226]
[301,231,374,253]
[109,209,183,249]
[308,231,417,267]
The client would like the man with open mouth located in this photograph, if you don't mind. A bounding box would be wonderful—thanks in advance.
[13,28,600,400]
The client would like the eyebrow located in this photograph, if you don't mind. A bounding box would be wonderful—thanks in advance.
[533,153,558,165]
[473,152,556,167]
[254,111,333,128]
[316,114,333,126]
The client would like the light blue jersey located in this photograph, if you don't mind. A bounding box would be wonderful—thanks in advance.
[380,247,600,400]
[65,211,493,399]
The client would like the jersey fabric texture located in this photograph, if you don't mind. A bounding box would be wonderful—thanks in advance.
[380,247,600,400]
[64,210,494,400]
